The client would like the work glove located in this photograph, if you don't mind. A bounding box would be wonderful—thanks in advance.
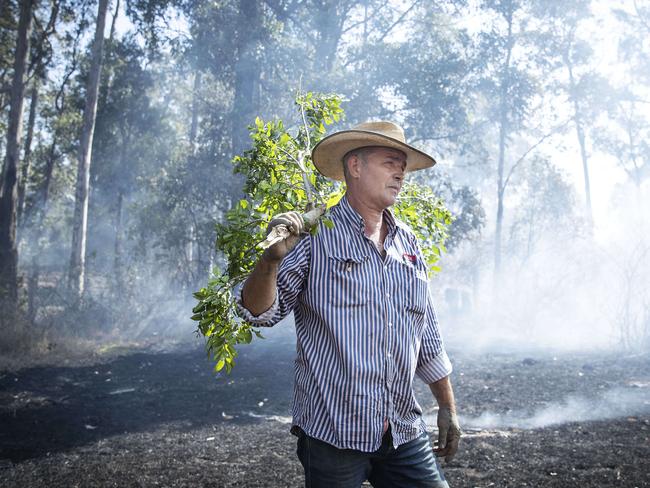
[262,211,305,262]
[434,406,461,463]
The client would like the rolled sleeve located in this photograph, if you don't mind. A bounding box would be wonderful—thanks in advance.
[233,236,311,328]
[415,277,452,383]
[416,349,453,384]
[235,287,280,325]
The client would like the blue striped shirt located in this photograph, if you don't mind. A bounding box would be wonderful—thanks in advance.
[237,196,452,452]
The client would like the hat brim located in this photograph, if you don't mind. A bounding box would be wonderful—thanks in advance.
[311,129,437,181]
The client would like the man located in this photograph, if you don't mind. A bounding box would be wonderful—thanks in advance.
[237,121,461,487]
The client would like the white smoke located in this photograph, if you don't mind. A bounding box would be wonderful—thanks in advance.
[457,386,650,430]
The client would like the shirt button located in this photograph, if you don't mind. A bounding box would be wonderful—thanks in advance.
[388,322,393,327]
[387,353,392,358]
[385,292,390,298]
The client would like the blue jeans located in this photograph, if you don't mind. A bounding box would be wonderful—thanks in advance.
[295,428,449,488]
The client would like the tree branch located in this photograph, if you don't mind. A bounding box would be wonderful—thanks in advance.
[341,2,389,34]
[28,0,60,75]
[633,0,650,33]
[263,0,318,45]
[378,0,422,42]
[502,118,572,192]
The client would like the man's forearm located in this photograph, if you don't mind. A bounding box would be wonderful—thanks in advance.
[429,374,461,461]
[241,255,280,316]
[428,375,456,411]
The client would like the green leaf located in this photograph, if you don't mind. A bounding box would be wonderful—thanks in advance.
[215,359,225,372]
[326,191,344,209]
[242,328,253,344]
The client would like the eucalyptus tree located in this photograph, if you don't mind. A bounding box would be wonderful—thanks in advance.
[68,0,110,301]
[167,0,278,154]
[22,0,91,232]
[260,0,411,115]
[161,0,252,284]
[593,97,649,204]
[473,0,543,273]
[19,3,92,321]
[263,0,352,74]
[17,80,38,223]
[595,1,650,208]
[613,1,650,87]
[89,36,177,295]
[0,0,17,133]
[353,1,474,147]
[17,0,63,224]
[429,176,486,254]
[286,0,356,75]
[506,155,580,261]
[5,0,85,229]
[0,0,34,315]
[224,0,360,149]
[103,0,236,291]
[118,0,483,294]
[535,0,613,226]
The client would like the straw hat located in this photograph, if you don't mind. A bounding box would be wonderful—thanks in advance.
[311,121,437,181]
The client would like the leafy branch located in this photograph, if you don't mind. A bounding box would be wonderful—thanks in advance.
[192,92,344,373]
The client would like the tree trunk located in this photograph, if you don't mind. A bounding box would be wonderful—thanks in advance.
[0,0,34,312]
[99,0,120,109]
[18,82,39,225]
[232,0,261,155]
[566,60,593,225]
[190,70,201,154]
[188,70,202,277]
[113,125,128,294]
[494,4,514,275]
[68,0,109,301]
[113,189,123,294]
[27,252,38,323]
[314,0,344,73]
[196,226,202,283]
[40,138,58,214]
[108,0,120,42]
[27,137,58,323]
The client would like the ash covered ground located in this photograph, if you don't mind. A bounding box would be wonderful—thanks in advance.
[1,331,649,488]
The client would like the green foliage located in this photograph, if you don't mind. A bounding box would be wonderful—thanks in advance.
[192,92,453,373]
[192,92,344,373]
[393,183,452,274]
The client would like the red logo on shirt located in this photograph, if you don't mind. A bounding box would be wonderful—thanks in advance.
[403,253,417,264]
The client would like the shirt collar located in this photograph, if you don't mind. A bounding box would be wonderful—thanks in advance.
[336,195,399,242]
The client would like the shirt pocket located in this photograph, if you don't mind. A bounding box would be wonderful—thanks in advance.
[327,254,370,308]
[398,261,428,316]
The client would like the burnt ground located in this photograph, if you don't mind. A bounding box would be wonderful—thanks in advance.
[0,332,649,488]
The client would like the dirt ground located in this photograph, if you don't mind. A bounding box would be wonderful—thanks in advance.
[1,337,649,488]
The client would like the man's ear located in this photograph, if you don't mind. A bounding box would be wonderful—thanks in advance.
[348,154,362,179]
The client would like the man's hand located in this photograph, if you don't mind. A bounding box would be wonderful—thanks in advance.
[434,406,461,463]
[262,211,305,263]
[241,211,304,316]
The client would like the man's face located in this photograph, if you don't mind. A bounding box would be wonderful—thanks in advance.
[352,147,407,209]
